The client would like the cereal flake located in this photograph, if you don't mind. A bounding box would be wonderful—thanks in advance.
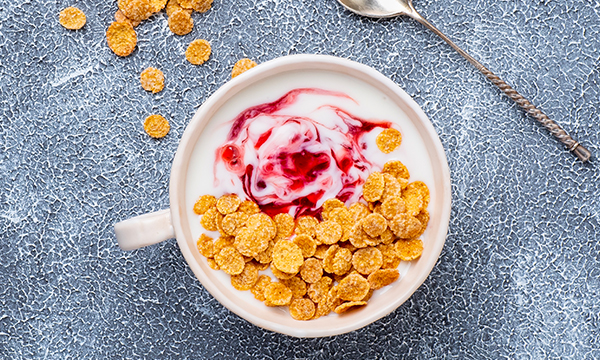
[193,195,216,215]
[59,7,86,30]
[395,238,424,261]
[289,298,316,321]
[264,283,292,306]
[106,21,137,57]
[186,39,211,65]
[272,240,304,274]
[351,248,383,275]
[367,269,400,290]
[140,67,164,94]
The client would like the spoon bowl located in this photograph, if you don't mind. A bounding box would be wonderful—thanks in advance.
[336,0,591,162]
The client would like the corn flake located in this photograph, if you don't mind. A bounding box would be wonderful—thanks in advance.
[213,235,234,254]
[362,213,388,238]
[140,67,164,94]
[254,240,274,264]
[334,301,367,314]
[382,160,410,182]
[331,248,352,276]
[231,262,259,291]
[300,258,323,284]
[222,212,248,236]
[351,248,383,275]
[295,216,318,238]
[196,233,214,258]
[239,200,260,215]
[407,181,430,209]
[293,234,316,258]
[115,9,141,27]
[200,206,219,231]
[315,220,342,245]
[59,7,86,30]
[214,246,245,275]
[349,202,370,222]
[281,276,307,299]
[177,0,193,9]
[247,213,277,240]
[234,227,269,258]
[337,273,370,301]
[326,286,343,311]
[307,276,333,303]
[402,186,424,216]
[414,209,429,237]
[376,128,402,153]
[216,194,241,215]
[264,283,292,306]
[380,196,406,220]
[288,298,315,321]
[271,266,297,280]
[272,240,304,274]
[313,244,330,260]
[367,269,400,290]
[312,301,331,320]
[166,0,190,16]
[186,39,211,65]
[390,213,422,239]
[251,275,271,301]
[321,198,345,221]
[362,172,385,202]
[150,0,168,12]
[193,195,217,215]
[106,21,137,57]
[231,58,257,78]
[118,0,153,21]
[327,207,353,241]
[143,114,170,138]
[381,173,402,201]
[168,9,193,35]
[377,244,401,269]
[207,257,219,270]
[395,238,424,261]
[273,213,294,240]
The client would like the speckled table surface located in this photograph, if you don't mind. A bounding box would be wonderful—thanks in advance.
[1,0,599,358]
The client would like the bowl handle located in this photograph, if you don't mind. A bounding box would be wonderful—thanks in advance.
[114,209,175,251]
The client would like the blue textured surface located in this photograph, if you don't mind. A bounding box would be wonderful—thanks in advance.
[1,0,599,358]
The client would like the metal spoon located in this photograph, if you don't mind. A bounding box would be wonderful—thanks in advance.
[337,0,591,162]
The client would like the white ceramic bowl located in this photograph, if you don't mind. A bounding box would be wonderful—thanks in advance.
[115,54,451,338]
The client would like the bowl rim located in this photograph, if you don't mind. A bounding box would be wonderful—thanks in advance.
[169,54,452,337]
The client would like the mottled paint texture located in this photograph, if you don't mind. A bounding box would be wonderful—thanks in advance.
[1,0,599,359]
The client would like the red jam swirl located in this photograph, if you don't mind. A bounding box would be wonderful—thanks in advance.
[215,88,393,218]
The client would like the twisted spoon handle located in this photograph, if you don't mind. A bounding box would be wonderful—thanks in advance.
[411,13,591,162]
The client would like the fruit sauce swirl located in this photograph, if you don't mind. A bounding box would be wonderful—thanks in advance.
[214,88,393,218]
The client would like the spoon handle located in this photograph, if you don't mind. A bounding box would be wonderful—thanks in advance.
[411,14,591,162]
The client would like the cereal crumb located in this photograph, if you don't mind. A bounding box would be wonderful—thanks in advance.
[186,39,211,65]
[106,21,137,57]
[376,128,402,153]
[59,7,86,30]
[143,114,170,138]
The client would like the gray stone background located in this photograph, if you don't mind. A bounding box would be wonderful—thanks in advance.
[1,0,599,358]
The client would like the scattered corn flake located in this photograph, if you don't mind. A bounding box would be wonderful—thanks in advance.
[186,39,211,65]
[295,216,318,238]
[231,262,259,291]
[118,0,153,21]
[254,240,274,264]
[337,273,370,301]
[239,200,260,215]
[281,276,307,298]
[334,301,367,314]
[390,213,422,239]
[362,172,385,202]
[191,0,213,12]
[414,209,430,237]
[300,258,323,284]
[293,234,316,258]
[222,212,249,236]
[315,220,342,245]
[362,213,388,238]
[177,0,193,9]
[115,9,141,27]
[376,128,402,153]
[143,114,170,138]
[352,247,383,275]
[271,266,297,280]
[106,21,137,57]
[382,160,410,182]
[349,202,370,222]
[247,213,277,240]
[59,7,86,30]
[214,246,245,275]
[289,298,316,321]
[321,198,345,221]
[272,240,304,274]
[196,233,214,258]
[251,275,271,301]
[273,213,294,240]
[313,244,330,260]
[264,282,292,306]
[395,238,424,261]
[367,269,400,290]
[234,227,269,258]
[231,58,257,78]
[207,257,220,270]
[307,276,333,303]
[140,67,164,94]
[150,0,168,12]
[193,195,216,215]
[213,235,234,254]
[200,206,219,231]
[377,229,393,247]
[380,196,406,220]
[168,9,193,35]
[216,194,241,215]
[331,248,353,276]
